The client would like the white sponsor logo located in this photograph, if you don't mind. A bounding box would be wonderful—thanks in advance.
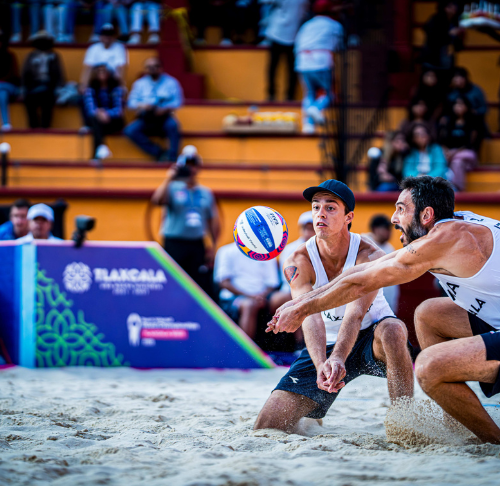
[290,376,299,384]
[93,268,167,295]
[63,262,93,293]
[127,313,143,346]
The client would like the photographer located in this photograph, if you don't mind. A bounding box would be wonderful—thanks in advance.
[151,146,220,297]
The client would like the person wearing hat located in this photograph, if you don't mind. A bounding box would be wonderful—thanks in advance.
[151,146,219,297]
[294,0,344,133]
[254,179,413,433]
[80,23,129,93]
[21,31,65,128]
[124,56,183,162]
[17,203,63,242]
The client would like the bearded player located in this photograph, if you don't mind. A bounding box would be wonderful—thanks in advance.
[270,176,500,444]
[254,180,414,433]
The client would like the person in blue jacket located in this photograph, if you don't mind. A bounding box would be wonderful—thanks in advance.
[403,123,448,179]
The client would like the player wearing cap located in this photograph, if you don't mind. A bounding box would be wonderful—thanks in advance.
[254,180,414,433]
[16,203,63,242]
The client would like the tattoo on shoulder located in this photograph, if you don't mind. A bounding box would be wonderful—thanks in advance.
[284,266,299,285]
[405,244,417,255]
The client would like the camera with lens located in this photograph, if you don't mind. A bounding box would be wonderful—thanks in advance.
[72,215,96,248]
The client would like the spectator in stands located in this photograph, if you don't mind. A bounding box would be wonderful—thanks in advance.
[421,0,464,80]
[439,96,478,192]
[124,57,183,161]
[151,146,219,297]
[214,242,280,339]
[191,0,233,46]
[399,96,436,140]
[0,199,31,240]
[128,0,161,44]
[375,131,409,192]
[0,31,20,131]
[83,64,125,163]
[447,66,488,150]
[294,0,344,133]
[403,123,448,179]
[265,0,309,101]
[411,69,445,122]
[81,24,128,92]
[17,203,63,242]
[22,31,65,129]
[365,214,399,312]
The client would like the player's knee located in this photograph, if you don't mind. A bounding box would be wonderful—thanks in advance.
[415,350,441,392]
[379,319,408,349]
[414,300,434,332]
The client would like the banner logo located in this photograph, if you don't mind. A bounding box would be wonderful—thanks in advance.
[63,262,93,293]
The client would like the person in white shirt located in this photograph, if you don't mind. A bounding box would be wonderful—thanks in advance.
[265,0,308,101]
[215,242,280,340]
[124,57,184,161]
[294,0,344,133]
[80,23,129,91]
[17,204,63,242]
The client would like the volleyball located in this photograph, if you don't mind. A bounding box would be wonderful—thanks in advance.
[233,206,288,261]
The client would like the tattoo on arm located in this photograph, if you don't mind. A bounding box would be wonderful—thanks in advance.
[405,244,417,255]
[284,266,299,285]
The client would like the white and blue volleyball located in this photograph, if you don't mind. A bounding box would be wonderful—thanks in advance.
[233,206,288,261]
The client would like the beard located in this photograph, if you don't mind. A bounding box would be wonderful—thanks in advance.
[395,215,428,246]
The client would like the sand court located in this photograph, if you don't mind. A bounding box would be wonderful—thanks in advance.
[1,366,500,485]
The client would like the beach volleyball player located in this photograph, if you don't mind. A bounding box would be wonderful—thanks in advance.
[254,180,414,433]
[270,176,500,444]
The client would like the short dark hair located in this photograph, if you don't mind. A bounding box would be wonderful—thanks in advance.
[453,66,469,80]
[12,198,31,209]
[370,214,391,231]
[400,176,455,223]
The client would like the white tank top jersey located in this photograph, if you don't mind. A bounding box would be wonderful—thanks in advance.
[305,233,394,344]
[430,211,500,330]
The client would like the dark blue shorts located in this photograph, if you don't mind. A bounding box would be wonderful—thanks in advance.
[469,313,500,398]
[274,319,391,419]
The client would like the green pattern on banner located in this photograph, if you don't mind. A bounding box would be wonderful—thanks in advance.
[147,246,275,368]
[36,266,128,367]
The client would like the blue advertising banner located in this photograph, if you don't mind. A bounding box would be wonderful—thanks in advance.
[0,241,274,369]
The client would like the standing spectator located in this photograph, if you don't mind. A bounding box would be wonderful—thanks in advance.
[365,215,399,313]
[447,66,488,150]
[265,0,309,101]
[81,24,128,92]
[124,57,183,161]
[214,242,280,339]
[22,31,65,129]
[439,96,478,192]
[374,131,410,192]
[128,1,161,44]
[0,199,31,240]
[403,123,448,179]
[421,0,464,81]
[83,64,125,162]
[294,0,344,133]
[17,204,63,242]
[151,146,220,297]
[0,31,20,131]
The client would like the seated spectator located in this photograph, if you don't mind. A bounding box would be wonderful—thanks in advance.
[0,31,20,131]
[399,96,436,140]
[438,96,478,192]
[403,123,448,179]
[17,203,63,242]
[191,0,233,46]
[265,0,309,101]
[447,66,488,150]
[420,0,464,81]
[129,1,161,45]
[0,199,31,240]
[124,57,183,161]
[81,24,128,92]
[364,215,399,313]
[83,64,125,162]
[151,146,219,297]
[22,31,65,129]
[214,242,280,339]
[411,68,445,121]
[295,0,344,133]
[375,131,410,192]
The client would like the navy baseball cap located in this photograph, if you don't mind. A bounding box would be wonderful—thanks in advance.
[303,179,355,212]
